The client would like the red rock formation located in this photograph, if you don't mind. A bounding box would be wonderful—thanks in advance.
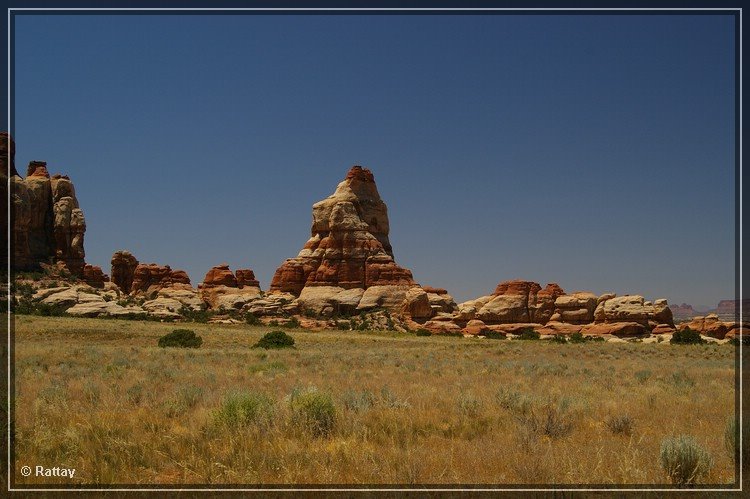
[110,250,139,293]
[478,280,564,324]
[202,263,237,287]
[27,161,50,178]
[82,264,108,288]
[270,165,416,294]
[423,286,448,295]
[9,136,87,276]
[130,263,191,297]
[235,269,260,288]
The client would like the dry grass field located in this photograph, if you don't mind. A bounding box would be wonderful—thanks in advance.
[11,315,741,487]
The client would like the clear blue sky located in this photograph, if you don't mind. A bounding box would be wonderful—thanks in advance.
[12,13,736,307]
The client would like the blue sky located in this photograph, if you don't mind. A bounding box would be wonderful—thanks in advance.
[12,13,736,307]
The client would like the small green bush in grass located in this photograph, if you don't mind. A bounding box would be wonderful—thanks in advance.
[415,328,432,337]
[253,330,295,349]
[289,387,336,437]
[518,328,540,340]
[551,334,568,344]
[214,391,275,428]
[606,414,635,436]
[245,312,262,325]
[484,331,505,340]
[660,435,713,486]
[670,328,706,345]
[158,329,202,348]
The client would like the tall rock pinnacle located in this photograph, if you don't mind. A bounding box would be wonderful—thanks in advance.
[270,165,415,295]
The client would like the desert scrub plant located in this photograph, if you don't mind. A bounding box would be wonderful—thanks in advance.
[568,331,586,343]
[213,391,275,429]
[157,329,202,348]
[670,328,706,345]
[660,435,713,486]
[289,387,336,437]
[484,331,505,340]
[634,369,652,384]
[252,330,295,349]
[724,417,737,459]
[342,389,376,412]
[605,414,635,436]
[495,386,534,415]
[551,334,568,344]
[515,399,575,440]
[245,312,261,325]
[457,391,483,416]
[518,328,540,340]
[415,328,432,337]
[669,370,696,391]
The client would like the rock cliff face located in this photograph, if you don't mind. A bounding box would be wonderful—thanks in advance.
[199,263,262,310]
[111,250,139,293]
[6,133,87,276]
[130,263,192,298]
[270,166,416,294]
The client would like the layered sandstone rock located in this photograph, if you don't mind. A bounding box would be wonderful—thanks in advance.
[593,295,674,328]
[476,280,565,324]
[8,137,88,276]
[82,264,108,289]
[110,250,139,293]
[199,263,262,310]
[130,263,191,298]
[678,314,739,340]
[270,166,416,294]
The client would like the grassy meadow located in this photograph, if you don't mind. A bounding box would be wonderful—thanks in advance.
[12,315,741,487]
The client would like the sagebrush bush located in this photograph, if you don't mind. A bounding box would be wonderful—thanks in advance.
[214,391,275,429]
[245,312,261,325]
[605,414,634,436]
[551,334,568,344]
[670,328,706,345]
[252,330,295,349]
[634,369,652,384]
[569,331,586,343]
[660,435,713,486]
[484,331,505,340]
[158,329,202,348]
[457,391,483,416]
[518,328,540,340]
[289,387,336,437]
[415,329,432,337]
[516,401,574,440]
[342,389,375,412]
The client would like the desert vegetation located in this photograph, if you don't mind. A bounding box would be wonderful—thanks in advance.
[13,315,740,486]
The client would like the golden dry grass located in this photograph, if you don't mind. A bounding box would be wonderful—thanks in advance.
[11,315,740,486]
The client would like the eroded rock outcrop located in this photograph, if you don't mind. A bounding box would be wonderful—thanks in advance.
[130,263,192,298]
[8,134,88,276]
[270,166,416,294]
[82,264,108,289]
[111,250,139,293]
[476,280,565,324]
[268,165,441,320]
[199,263,262,310]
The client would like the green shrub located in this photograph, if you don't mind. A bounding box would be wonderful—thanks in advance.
[551,334,568,344]
[178,306,212,323]
[670,328,706,345]
[342,389,376,412]
[634,369,652,384]
[606,414,635,436]
[415,328,432,337]
[660,435,713,486]
[484,331,505,340]
[158,329,203,348]
[289,387,336,437]
[245,312,261,325]
[286,316,301,329]
[253,330,295,349]
[457,392,483,416]
[518,328,540,340]
[214,391,275,428]
[569,332,585,343]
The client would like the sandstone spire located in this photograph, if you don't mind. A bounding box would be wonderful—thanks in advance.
[270,165,415,294]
